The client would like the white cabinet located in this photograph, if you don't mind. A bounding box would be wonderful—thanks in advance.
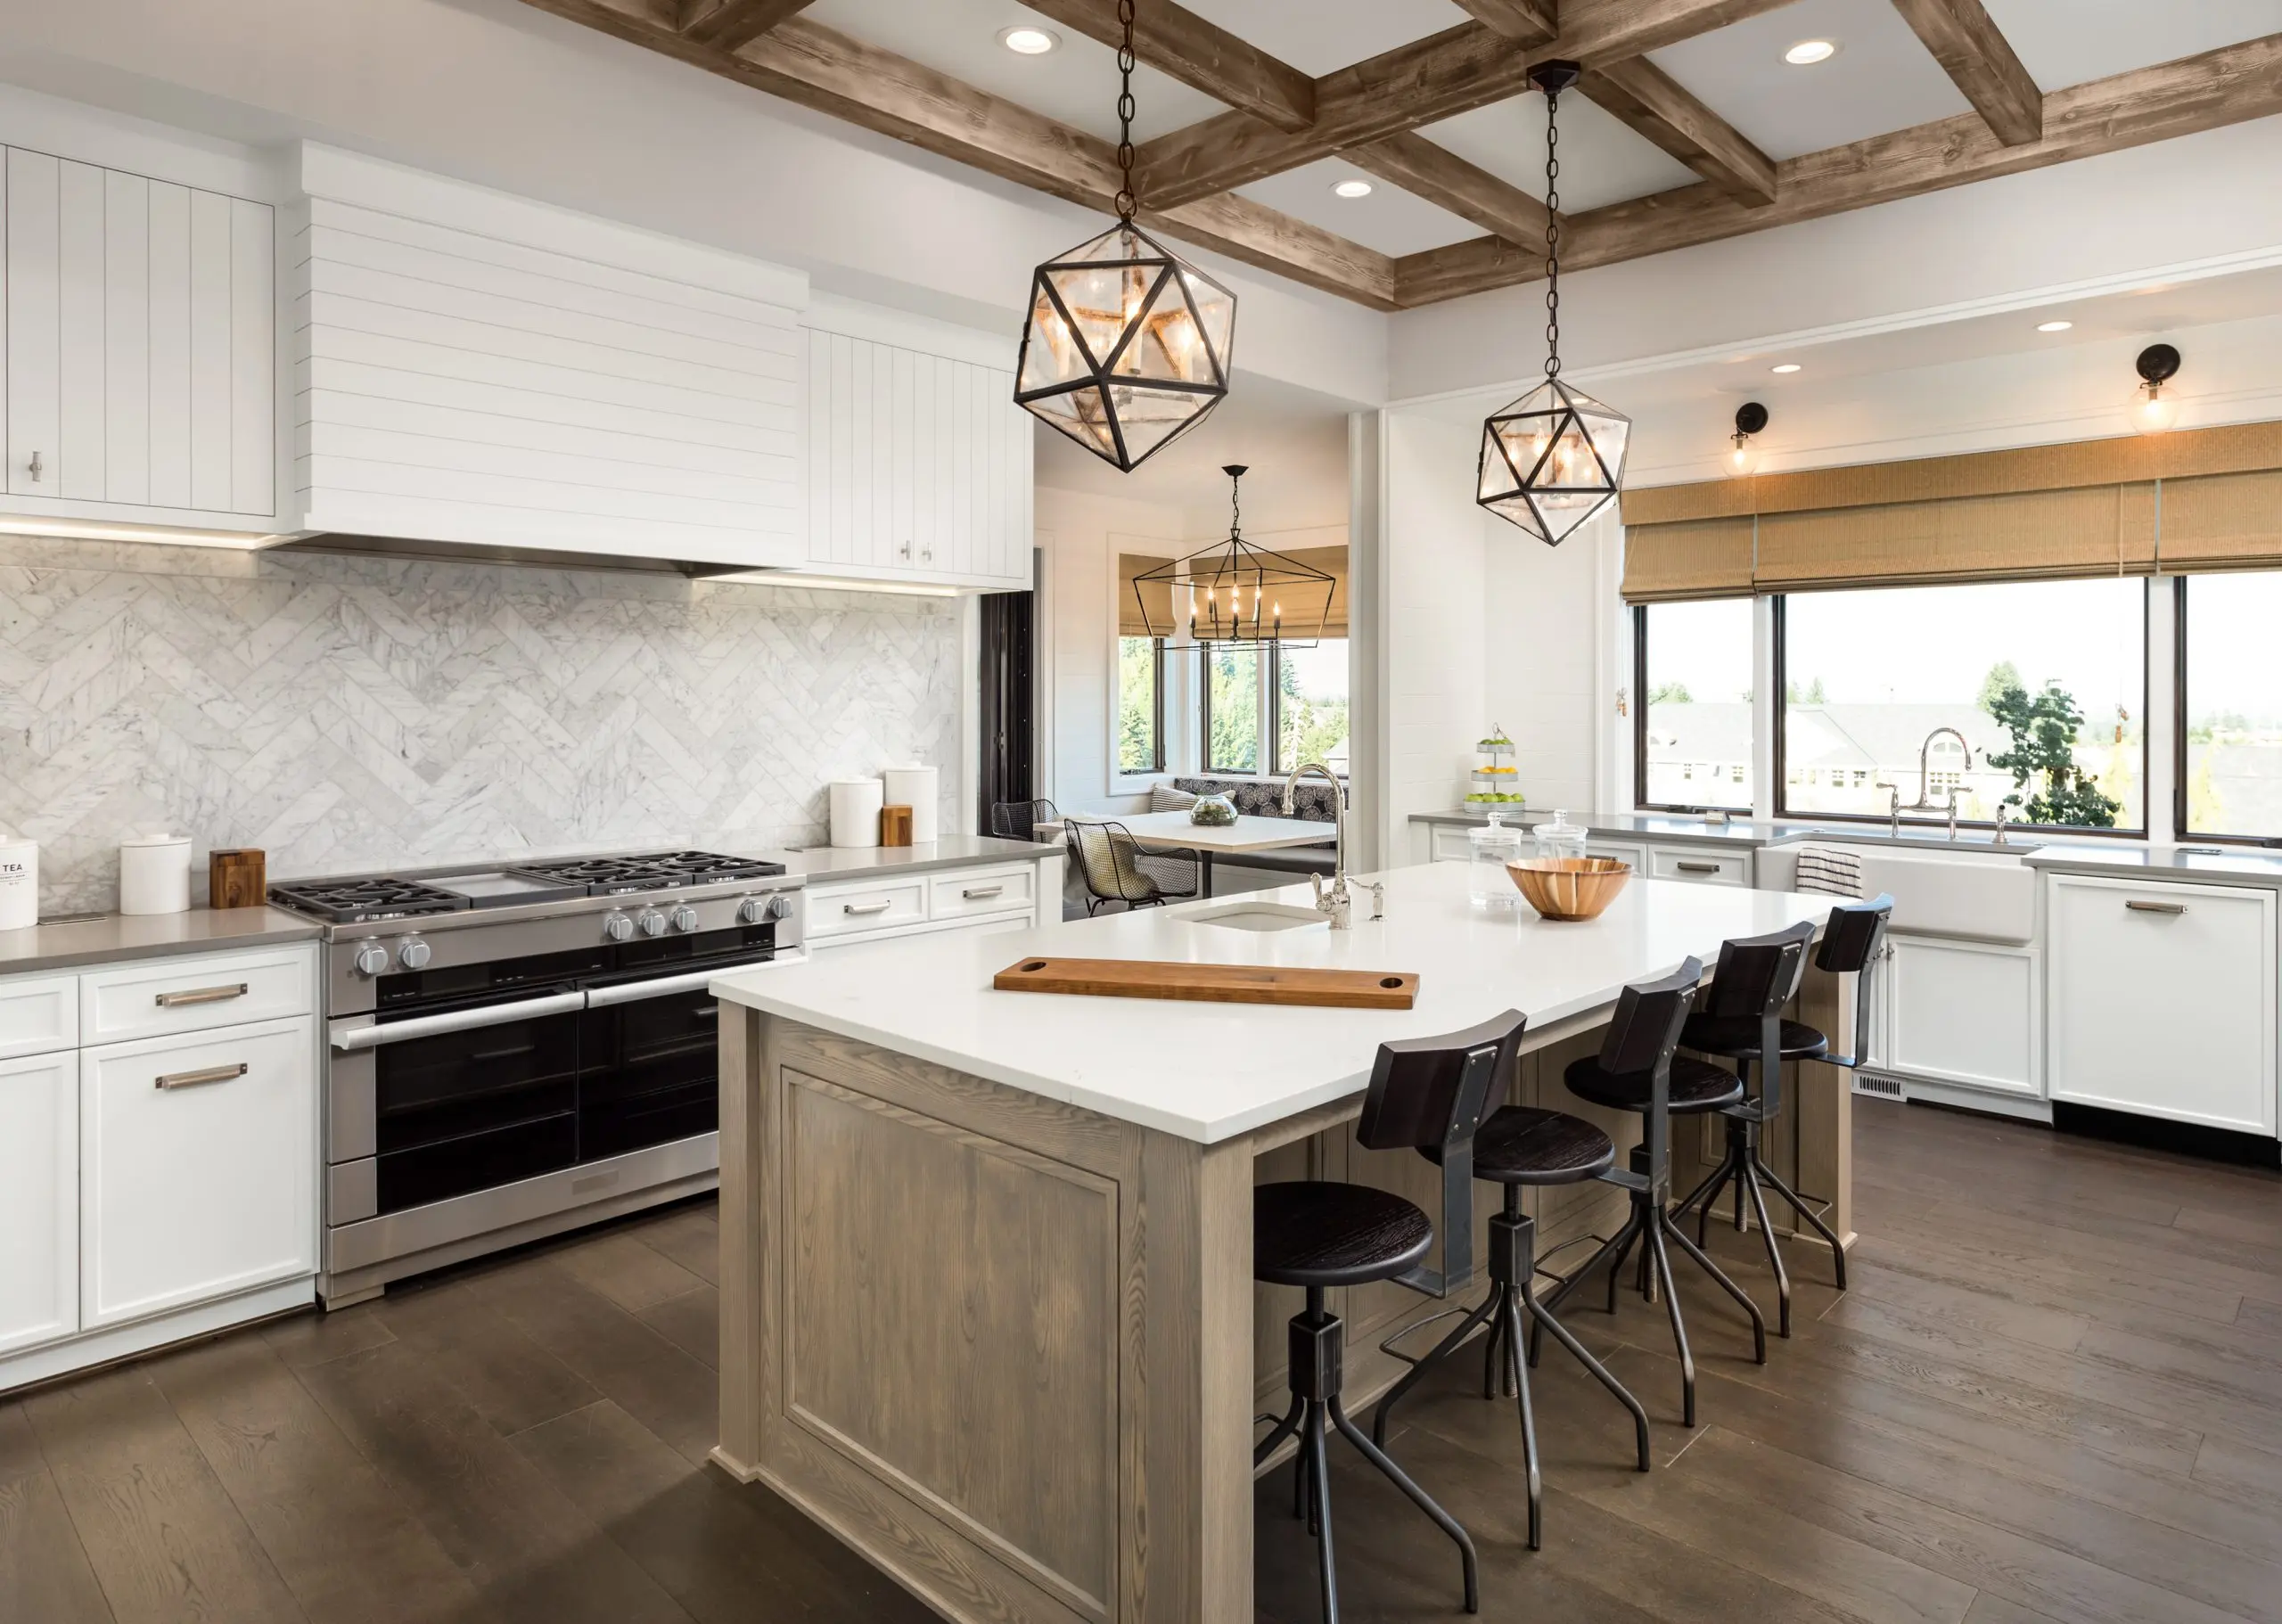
[80,1015,317,1329]
[2,146,275,520]
[1884,935,2040,1098]
[78,942,313,1046]
[802,301,1033,589]
[2048,875,2276,1135]
[0,1050,78,1357]
[807,860,1052,951]
[0,972,77,1061]
[1646,846,1750,887]
[293,144,805,570]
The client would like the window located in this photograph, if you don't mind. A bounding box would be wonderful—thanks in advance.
[1636,598,1754,811]
[1116,636,1164,775]
[1276,638,1350,775]
[2181,571,2282,840]
[1779,578,2145,832]
[1203,644,1261,773]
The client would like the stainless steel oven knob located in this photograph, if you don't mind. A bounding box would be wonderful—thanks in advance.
[669,905,699,933]
[603,910,634,943]
[353,941,390,978]
[737,895,767,924]
[637,907,668,938]
[397,937,432,971]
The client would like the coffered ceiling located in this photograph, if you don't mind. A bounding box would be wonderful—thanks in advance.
[516,0,2282,310]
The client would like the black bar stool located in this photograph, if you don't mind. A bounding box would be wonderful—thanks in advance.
[1539,957,1769,1427]
[1253,1015,1514,1621]
[1367,1016,1652,1552]
[1672,896,1893,1333]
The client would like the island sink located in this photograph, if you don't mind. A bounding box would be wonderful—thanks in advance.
[1188,900,1331,932]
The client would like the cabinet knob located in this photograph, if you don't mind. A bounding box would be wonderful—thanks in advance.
[899,542,912,560]
[27,450,42,483]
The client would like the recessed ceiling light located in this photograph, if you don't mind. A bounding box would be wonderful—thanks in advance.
[1331,178,1375,199]
[1784,39,1838,65]
[1770,363,1802,374]
[2036,319,2073,332]
[998,24,1059,54]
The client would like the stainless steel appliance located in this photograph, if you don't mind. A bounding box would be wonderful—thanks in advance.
[270,850,804,1308]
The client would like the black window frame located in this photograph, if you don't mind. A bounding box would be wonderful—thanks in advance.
[2173,574,2282,848]
[1195,638,1353,780]
[1632,600,1758,816]
[1773,581,2151,838]
[1114,634,1168,777]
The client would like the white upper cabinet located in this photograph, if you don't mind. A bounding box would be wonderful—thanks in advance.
[1,146,275,521]
[802,298,1033,589]
[292,144,806,570]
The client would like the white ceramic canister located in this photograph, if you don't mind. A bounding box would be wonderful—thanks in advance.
[0,832,37,931]
[119,830,193,915]
[882,765,940,844]
[828,778,886,849]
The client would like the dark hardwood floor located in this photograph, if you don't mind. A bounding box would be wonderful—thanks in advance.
[4,1098,2280,1623]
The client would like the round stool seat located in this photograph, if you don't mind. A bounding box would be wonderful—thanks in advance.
[1425,1106,1613,1185]
[1254,1181,1432,1289]
[1680,1014,1829,1062]
[1563,1053,1744,1117]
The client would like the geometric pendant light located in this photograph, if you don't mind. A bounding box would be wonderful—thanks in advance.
[1014,0,1236,472]
[1477,60,1629,545]
[1131,464,1335,647]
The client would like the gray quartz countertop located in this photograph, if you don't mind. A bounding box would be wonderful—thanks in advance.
[0,906,322,978]
[784,835,1063,882]
[1408,809,1781,848]
[2023,845,2282,887]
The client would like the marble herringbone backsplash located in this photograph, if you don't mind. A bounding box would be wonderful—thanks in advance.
[0,537,963,915]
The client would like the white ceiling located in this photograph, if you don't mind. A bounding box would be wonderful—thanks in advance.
[817,1,2282,267]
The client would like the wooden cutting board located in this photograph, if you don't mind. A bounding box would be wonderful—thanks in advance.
[993,956,1418,1010]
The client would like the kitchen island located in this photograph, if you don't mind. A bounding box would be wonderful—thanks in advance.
[709,861,1853,1624]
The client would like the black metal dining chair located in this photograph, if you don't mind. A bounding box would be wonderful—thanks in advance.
[1065,818,1200,915]
[987,797,1058,841]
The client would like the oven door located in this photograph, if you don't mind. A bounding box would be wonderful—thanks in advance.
[330,992,585,1216]
[579,951,801,1161]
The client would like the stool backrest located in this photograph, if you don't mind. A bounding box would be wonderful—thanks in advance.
[1815,893,1893,1068]
[1700,919,1818,1021]
[1357,1009,1526,1300]
[1598,958,1703,1199]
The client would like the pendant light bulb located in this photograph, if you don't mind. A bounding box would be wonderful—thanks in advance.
[2132,343,2181,436]
[1727,401,1769,476]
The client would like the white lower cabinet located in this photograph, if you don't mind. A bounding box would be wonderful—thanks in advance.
[807,860,1052,952]
[1884,935,2040,1097]
[0,1050,78,1357]
[80,1015,316,1330]
[2048,876,2277,1134]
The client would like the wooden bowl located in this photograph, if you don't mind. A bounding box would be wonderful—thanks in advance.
[1506,856,1631,922]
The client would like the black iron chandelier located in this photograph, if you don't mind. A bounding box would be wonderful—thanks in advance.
[1014,0,1236,472]
[1132,465,1334,647]
[1477,60,1630,545]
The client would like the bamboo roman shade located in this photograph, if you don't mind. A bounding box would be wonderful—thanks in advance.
[1118,553,1175,637]
[1276,545,1350,638]
[1619,420,2282,602]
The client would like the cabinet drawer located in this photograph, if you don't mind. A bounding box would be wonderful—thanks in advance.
[930,865,1034,921]
[807,878,929,939]
[1585,840,1646,871]
[81,1015,316,1328]
[1648,847,1748,886]
[0,972,78,1060]
[1431,827,1472,864]
[79,945,313,1046]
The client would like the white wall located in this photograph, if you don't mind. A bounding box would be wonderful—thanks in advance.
[1482,507,1614,818]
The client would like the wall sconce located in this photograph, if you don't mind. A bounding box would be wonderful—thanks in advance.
[1728,401,1769,474]
[2133,344,2180,434]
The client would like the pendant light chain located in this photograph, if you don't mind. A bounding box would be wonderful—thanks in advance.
[1227,463,1242,540]
[1114,0,1139,221]
[1542,78,1562,379]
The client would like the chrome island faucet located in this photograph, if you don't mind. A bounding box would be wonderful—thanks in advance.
[1282,760,1380,929]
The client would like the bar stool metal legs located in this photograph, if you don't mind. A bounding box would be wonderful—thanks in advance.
[1258,1286,1479,1621]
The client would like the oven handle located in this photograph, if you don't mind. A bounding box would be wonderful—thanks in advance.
[585,950,809,1009]
[329,991,587,1053]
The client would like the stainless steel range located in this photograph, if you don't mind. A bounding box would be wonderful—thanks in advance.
[269,850,805,1308]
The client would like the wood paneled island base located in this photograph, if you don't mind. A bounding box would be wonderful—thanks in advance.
[709,867,1852,1624]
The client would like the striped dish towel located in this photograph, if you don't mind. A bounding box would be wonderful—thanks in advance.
[1792,844,1863,898]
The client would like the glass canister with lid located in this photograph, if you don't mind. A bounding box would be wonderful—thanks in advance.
[1532,809,1591,865]
[1467,809,1526,908]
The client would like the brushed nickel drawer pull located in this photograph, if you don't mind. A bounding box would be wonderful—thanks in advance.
[156,1062,248,1091]
[961,884,1006,900]
[1676,862,1720,875]
[155,982,249,1008]
[2125,899,2187,915]
[843,899,895,916]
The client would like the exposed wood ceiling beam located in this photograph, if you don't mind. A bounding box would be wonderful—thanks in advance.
[1580,59,1777,205]
[1447,0,1559,44]
[1888,0,2043,145]
[513,0,1395,306]
[1019,0,1316,132]
[679,0,816,52]
[1392,31,2282,306]
[1343,133,1554,242]
[1135,0,1803,210]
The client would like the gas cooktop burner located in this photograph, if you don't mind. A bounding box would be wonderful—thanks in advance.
[504,850,789,895]
[268,877,472,924]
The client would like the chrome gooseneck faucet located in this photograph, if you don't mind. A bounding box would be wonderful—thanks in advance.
[1904,726,1975,840]
[1281,761,1380,928]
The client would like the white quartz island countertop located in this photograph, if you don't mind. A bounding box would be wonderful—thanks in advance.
[713,861,1841,1143]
